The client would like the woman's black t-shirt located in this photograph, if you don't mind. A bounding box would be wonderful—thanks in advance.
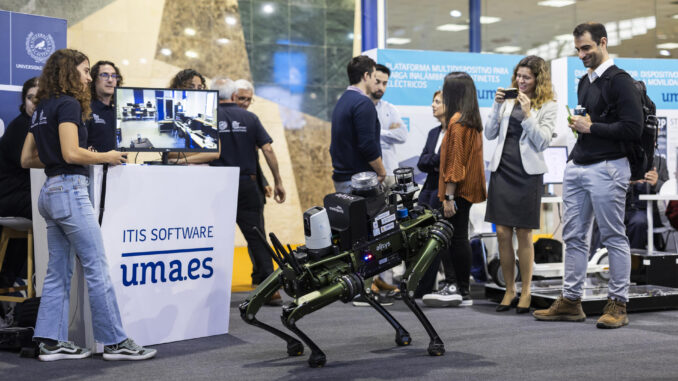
[29,94,88,176]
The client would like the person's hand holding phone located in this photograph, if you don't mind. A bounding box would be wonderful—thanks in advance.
[495,87,506,103]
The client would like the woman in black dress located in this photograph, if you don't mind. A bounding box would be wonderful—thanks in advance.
[484,56,557,313]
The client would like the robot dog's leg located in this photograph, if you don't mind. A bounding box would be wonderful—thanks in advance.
[361,287,412,346]
[281,278,357,368]
[239,269,304,356]
[400,238,449,356]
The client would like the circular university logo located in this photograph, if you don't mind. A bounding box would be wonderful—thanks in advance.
[25,32,55,64]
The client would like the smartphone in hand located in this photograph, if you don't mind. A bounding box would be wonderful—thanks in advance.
[503,88,519,99]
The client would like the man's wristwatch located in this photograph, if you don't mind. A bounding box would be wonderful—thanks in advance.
[444,194,454,201]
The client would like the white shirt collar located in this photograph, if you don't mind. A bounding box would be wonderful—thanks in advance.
[588,58,614,83]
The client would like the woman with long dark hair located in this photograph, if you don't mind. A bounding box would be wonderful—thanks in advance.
[425,72,486,306]
[20,48,156,361]
[484,56,556,313]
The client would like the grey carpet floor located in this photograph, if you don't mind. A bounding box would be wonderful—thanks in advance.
[2,288,678,381]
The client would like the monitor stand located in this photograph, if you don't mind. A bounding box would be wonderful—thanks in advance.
[144,152,170,165]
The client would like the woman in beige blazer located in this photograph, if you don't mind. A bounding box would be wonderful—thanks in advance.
[484,55,556,313]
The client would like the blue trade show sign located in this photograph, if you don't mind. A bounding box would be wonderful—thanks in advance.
[372,49,523,107]
[0,10,66,136]
[564,56,678,110]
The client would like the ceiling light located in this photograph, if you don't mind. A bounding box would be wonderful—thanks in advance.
[537,0,576,7]
[659,49,671,56]
[450,10,462,18]
[139,58,147,64]
[184,28,196,36]
[672,14,678,19]
[387,37,411,45]
[185,51,198,58]
[494,45,522,53]
[262,4,274,14]
[122,59,129,66]
[347,32,354,40]
[160,48,172,56]
[657,42,678,49]
[217,38,230,44]
[480,16,501,24]
[436,24,469,32]
[225,16,237,25]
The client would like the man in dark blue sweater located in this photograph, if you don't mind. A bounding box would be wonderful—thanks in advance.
[330,55,386,193]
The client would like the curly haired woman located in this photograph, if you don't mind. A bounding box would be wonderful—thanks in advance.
[21,49,156,361]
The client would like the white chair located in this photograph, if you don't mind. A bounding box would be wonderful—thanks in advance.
[654,180,678,252]
[0,217,34,302]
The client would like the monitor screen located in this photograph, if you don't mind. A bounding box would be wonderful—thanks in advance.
[543,146,569,184]
[114,87,218,152]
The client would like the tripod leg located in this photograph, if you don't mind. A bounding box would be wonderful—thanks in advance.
[281,281,349,368]
[239,269,304,356]
[401,239,447,356]
[362,288,411,346]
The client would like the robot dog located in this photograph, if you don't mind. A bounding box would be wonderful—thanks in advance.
[239,168,454,367]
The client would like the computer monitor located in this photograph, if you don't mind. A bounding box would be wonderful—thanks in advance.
[543,146,569,185]
[114,87,218,155]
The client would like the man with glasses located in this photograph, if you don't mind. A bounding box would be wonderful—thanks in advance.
[87,61,124,152]
[233,79,254,110]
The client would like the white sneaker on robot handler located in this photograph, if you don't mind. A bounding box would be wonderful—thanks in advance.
[422,283,463,307]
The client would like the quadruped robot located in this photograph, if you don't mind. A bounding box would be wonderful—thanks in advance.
[239,168,454,367]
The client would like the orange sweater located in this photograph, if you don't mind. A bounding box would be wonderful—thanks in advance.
[438,113,487,203]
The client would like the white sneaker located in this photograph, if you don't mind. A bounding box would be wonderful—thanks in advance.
[38,341,91,361]
[103,338,157,361]
[422,284,463,307]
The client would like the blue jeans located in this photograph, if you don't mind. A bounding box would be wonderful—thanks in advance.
[562,158,631,302]
[33,174,127,345]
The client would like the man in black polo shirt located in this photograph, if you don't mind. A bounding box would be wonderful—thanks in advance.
[86,61,123,152]
[534,22,643,329]
[330,55,386,193]
[184,77,286,303]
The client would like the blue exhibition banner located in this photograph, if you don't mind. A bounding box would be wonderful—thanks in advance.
[375,49,523,107]
[0,11,10,84]
[0,10,66,135]
[566,56,678,109]
[9,12,67,86]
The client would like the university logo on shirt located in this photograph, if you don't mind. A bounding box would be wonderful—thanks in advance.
[231,121,247,132]
[92,113,106,125]
[218,121,228,131]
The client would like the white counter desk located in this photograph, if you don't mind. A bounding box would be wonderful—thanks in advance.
[31,164,239,350]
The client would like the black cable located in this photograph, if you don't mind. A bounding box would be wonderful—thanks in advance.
[98,164,109,226]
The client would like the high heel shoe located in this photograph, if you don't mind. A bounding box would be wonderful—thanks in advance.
[496,296,519,312]
[516,295,531,314]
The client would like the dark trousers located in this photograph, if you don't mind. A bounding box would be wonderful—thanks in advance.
[415,189,458,296]
[415,191,469,296]
[236,176,273,284]
[0,190,31,287]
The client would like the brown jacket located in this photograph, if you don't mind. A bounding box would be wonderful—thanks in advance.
[438,112,487,203]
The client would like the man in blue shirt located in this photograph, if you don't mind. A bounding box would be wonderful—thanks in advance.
[330,55,386,193]
[86,61,123,152]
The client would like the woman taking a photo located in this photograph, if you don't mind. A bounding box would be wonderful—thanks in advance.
[21,48,156,361]
[484,55,556,313]
[435,72,487,306]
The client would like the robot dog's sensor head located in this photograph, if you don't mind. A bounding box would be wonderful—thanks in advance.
[351,171,380,197]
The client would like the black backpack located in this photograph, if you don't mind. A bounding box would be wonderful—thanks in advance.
[593,67,659,180]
